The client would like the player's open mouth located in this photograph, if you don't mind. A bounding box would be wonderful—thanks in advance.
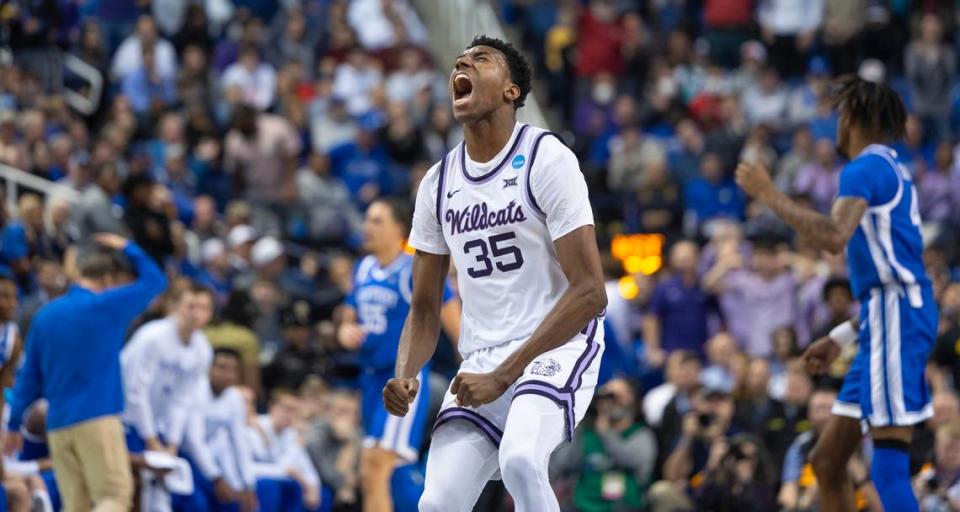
[453,74,473,105]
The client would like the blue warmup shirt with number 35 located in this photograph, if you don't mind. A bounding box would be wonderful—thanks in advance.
[347,253,454,372]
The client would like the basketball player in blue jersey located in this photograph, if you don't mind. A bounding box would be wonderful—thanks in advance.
[736,76,937,512]
[384,35,607,512]
[337,198,461,512]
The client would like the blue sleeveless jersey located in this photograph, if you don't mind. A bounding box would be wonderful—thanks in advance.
[838,144,931,301]
[347,254,454,371]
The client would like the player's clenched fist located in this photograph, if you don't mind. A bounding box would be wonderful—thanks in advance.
[802,336,842,376]
[451,371,511,408]
[383,377,419,416]
[734,161,775,199]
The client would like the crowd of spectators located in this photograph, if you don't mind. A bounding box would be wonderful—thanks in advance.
[0,0,959,510]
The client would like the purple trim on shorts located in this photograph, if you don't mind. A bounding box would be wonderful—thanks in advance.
[580,317,596,335]
[435,153,448,226]
[434,407,503,447]
[460,125,530,184]
[524,132,564,217]
[566,318,600,392]
[514,380,576,441]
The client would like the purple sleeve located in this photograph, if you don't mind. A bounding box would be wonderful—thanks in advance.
[647,283,666,317]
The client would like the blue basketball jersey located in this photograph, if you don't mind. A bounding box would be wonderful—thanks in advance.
[838,144,931,302]
[347,254,454,371]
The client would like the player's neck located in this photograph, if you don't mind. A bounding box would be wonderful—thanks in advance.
[847,133,882,159]
[463,111,516,163]
[374,246,404,268]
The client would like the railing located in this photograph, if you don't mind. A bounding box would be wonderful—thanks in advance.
[0,164,80,214]
[410,0,551,130]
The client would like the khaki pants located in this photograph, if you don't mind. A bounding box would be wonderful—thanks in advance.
[48,415,133,512]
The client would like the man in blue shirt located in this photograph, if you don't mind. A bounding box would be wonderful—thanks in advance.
[328,117,392,208]
[337,198,460,512]
[684,152,746,234]
[2,234,167,511]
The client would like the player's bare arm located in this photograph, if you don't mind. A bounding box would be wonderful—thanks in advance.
[451,225,607,408]
[735,161,867,253]
[383,250,451,416]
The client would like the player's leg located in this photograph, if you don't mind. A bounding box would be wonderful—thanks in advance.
[361,369,428,512]
[498,394,566,512]
[861,287,938,512]
[810,342,865,512]
[419,420,500,512]
[808,415,862,512]
[360,447,398,512]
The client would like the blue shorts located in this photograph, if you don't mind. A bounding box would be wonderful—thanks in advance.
[835,285,939,427]
[360,367,430,463]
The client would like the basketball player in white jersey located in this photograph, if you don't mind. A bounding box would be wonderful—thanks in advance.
[383,35,607,512]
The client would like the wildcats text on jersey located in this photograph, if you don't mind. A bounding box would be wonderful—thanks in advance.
[445,200,527,236]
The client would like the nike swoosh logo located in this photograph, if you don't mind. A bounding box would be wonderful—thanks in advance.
[446,189,462,199]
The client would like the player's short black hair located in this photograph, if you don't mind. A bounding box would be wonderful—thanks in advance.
[833,76,907,140]
[213,347,244,366]
[468,35,532,110]
[372,197,412,237]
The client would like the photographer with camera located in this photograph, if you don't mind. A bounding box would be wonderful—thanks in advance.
[696,433,776,511]
[651,372,741,512]
[551,378,657,512]
[914,419,960,512]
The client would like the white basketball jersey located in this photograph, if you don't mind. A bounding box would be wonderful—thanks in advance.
[409,122,595,356]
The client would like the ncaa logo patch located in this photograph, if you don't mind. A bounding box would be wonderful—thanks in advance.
[512,154,526,169]
[530,358,561,377]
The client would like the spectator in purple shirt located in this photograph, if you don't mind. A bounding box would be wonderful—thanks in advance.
[916,142,960,225]
[704,237,797,358]
[643,240,721,367]
[791,137,841,214]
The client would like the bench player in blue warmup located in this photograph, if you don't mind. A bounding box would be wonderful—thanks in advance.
[337,198,460,512]
[736,76,938,512]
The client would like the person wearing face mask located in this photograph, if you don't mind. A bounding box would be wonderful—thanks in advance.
[551,378,657,512]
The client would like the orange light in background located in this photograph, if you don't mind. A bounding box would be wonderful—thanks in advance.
[611,234,665,276]
[403,240,415,254]
[618,275,639,300]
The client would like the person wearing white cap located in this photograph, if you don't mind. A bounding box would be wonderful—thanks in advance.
[250,236,284,272]
[227,225,257,272]
[195,239,233,305]
[230,236,285,293]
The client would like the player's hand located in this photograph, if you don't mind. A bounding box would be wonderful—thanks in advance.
[383,377,419,416]
[240,490,258,512]
[734,161,775,200]
[93,233,129,250]
[145,437,165,453]
[338,323,366,350]
[451,371,512,408]
[2,431,22,456]
[213,478,236,503]
[803,336,842,375]
[304,485,321,510]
